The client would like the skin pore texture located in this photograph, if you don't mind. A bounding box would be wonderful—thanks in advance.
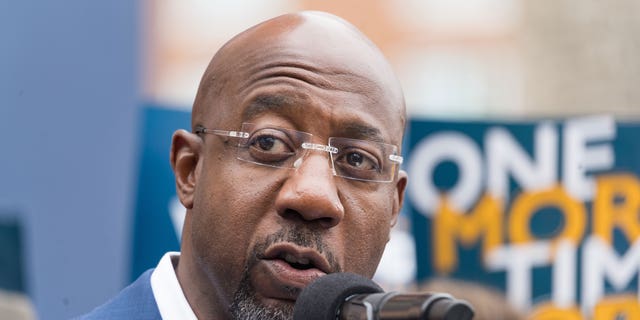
[170,11,408,320]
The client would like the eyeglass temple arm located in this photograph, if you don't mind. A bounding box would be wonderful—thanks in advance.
[194,125,249,138]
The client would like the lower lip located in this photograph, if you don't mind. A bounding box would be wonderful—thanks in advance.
[252,259,326,300]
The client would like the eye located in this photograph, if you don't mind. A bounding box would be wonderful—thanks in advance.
[250,134,292,154]
[346,152,365,168]
[255,135,277,151]
[246,129,296,163]
[336,149,380,171]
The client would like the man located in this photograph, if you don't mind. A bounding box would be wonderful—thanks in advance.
[79,10,407,319]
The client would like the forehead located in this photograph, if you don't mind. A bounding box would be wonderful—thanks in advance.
[208,16,405,145]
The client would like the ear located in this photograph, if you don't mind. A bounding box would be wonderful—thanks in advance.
[170,129,202,210]
[390,169,408,228]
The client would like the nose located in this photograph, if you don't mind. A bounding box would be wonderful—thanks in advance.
[274,152,345,229]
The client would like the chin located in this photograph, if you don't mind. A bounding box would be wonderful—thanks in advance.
[230,295,294,320]
[229,270,295,320]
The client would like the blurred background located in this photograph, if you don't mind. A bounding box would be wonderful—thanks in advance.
[1,0,639,319]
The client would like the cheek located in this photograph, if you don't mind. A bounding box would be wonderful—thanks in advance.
[189,162,281,294]
[340,191,395,277]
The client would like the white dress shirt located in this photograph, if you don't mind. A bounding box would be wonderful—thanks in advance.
[150,252,198,320]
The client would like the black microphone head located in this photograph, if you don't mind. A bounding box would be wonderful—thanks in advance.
[426,297,475,320]
[293,272,383,320]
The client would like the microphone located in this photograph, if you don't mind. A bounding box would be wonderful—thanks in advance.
[293,273,474,320]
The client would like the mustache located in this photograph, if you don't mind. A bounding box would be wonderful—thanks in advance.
[249,226,342,273]
[229,227,342,318]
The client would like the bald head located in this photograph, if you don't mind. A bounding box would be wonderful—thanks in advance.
[191,11,405,137]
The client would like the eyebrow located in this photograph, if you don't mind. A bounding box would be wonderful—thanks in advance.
[242,93,386,143]
[341,123,384,143]
[242,94,297,120]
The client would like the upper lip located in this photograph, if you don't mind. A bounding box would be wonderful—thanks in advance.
[263,242,333,274]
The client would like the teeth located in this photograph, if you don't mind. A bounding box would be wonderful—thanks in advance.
[284,253,310,265]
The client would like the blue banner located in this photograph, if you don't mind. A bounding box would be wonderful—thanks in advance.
[406,116,640,319]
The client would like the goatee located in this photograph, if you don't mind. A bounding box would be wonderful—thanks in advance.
[228,227,341,320]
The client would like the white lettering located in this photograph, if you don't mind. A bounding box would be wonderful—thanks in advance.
[408,132,483,216]
[486,122,557,202]
[581,236,640,315]
[563,115,616,201]
[486,241,552,310]
[552,240,577,308]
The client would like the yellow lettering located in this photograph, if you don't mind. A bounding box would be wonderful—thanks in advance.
[593,174,640,244]
[509,186,585,245]
[434,194,502,273]
[594,295,640,320]
[530,303,583,320]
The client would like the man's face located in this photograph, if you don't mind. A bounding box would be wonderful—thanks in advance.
[178,13,407,319]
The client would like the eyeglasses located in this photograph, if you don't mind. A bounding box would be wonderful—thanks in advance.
[194,122,403,183]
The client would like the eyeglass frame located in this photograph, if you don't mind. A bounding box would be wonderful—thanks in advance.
[194,122,404,183]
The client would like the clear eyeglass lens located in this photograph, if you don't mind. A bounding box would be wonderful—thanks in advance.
[329,137,398,182]
[234,123,399,182]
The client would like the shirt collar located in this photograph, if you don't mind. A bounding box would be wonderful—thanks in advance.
[150,252,198,320]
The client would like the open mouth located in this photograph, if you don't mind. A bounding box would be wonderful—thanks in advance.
[281,252,315,270]
[263,243,332,275]
[251,242,334,302]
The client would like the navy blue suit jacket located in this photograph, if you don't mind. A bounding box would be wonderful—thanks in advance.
[75,269,162,319]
